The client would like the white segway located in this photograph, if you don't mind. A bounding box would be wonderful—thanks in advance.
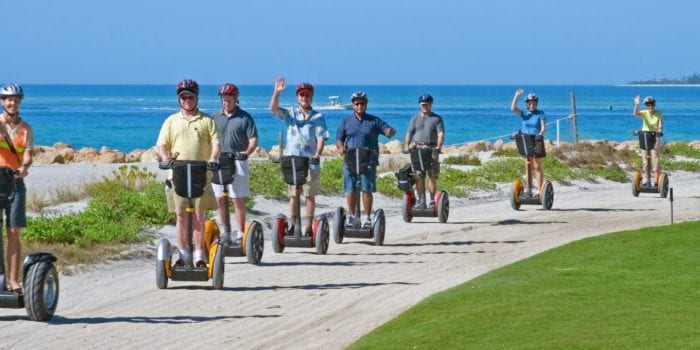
[631,130,669,198]
[155,160,225,289]
[332,148,386,246]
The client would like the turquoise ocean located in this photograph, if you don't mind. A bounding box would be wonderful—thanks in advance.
[21,85,700,153]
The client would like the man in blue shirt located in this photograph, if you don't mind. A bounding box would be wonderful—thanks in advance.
[336,91,396,227]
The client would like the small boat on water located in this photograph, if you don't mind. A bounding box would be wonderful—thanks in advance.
[316,96,352,110]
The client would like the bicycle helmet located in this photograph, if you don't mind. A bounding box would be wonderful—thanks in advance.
[296,82,314,96]
[350,91,369,104]
[176,79,200,95]
[525,93,539,103]
[0,83,24,99]
[218,83,239,96]
[418,93,433,104]
[644,96,656,105]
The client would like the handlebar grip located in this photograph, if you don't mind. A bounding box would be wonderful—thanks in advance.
[207,162,220,170]
[158,160,173,170]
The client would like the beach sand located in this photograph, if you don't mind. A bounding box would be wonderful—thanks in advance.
[0,161,698,349]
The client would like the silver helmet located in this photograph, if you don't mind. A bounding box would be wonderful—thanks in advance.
[525,93,538,103]
[350,91,368,104]
[644,96,656,105]
[0,83,24,98]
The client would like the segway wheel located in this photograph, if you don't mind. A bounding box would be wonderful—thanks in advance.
[156,258,168,289]
[24,261,59,322]
[541,181,554,210]
[332,207,345,244]
[510,180,523,210]
[203,219,220,255]
[245,221,265,264]
[402,192,413,223]
[271,216,286,253]
[437,191,449,223]
[373,209,386,246]
[658,172,669,198]
[632,171,641,197]
[211,241,225,290]
[314,217,330,255]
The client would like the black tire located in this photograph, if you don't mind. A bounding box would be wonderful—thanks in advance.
[332,207,345,244]
[510,180,522,210]
[632,171,641,197]
[246,221,265,264]
[212,242,225,290]
[402,192,413,223]
[156,258,168,289]
[659,173,669,198]
[315,217,330,255]
[373,209,386,246]
[24,262,59,322]
[542,181,554,210]
[271,217,285,253]
[438,191,449,223]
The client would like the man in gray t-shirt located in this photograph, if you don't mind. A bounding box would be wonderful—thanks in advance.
[211,83,259,244]
[404,94,444,209]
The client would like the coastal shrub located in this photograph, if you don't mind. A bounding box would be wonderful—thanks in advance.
[492,148,520,158]
[376,175,404,198]
[580,165,629,183]
[442,154,482,166]
[660,159,700,172]
[320,158,344,194]
[664,142,700,159]
[249,160,287,199]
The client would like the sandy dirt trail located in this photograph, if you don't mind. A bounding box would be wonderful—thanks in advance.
[0,171,698,349]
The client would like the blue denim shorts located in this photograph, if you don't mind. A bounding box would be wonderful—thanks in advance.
[343,165,377,193]
[4,180,26,228]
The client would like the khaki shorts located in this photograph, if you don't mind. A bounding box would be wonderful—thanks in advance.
[288,168,320,197]
[166,182,217,214]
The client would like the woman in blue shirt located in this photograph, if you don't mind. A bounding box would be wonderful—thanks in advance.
[511,88,546,193]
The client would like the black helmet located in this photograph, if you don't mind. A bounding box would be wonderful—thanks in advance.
[418,94,433,104]
[176,79,200,95]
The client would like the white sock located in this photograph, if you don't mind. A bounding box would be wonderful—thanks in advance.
[194,249,205,263]
[179,249,190,263]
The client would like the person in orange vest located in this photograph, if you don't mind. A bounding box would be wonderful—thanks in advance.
[0,83,34,294]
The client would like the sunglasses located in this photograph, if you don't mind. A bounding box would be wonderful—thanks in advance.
[353,102,366,106]
[179,95,196,101]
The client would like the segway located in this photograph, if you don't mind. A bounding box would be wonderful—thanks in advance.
[203,151,264,265]
[396,145,449,223]
[271,156,330,254]
[0,168,59,321]
[155,160,225,289]
[509,132,554,210]
[332,148,386,245]
[631,130,669,198]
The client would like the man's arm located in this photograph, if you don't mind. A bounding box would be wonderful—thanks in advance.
[245,137,258,156]
[269,77,286,117]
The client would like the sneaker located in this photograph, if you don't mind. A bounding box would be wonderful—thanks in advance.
[346,215,356,227]
[362,215,372,228]
[194,250,207,269]
[230,230,244,245]
[413,200,426,210]
[429,200,436,208]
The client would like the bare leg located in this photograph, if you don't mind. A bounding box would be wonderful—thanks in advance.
[6,228,21,290]
[176,212,188,252]
[347,192,357,216]
[415,175,426,203]
[428,176,437,201]
[305,195,315,230]
[215,197,230,231]
[193,211,206,251]
[232,198,247,233]
[362,192,373,216]
[534,158,544,191]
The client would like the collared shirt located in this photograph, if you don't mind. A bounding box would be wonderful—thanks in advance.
[336,113,393,165]
[276,107,329,157]
[0,113,34,170]
[407,111,444,147]
[519,110,546,135]
[211,108,258,153]
[639,110,663,132]
[156,110,220,161]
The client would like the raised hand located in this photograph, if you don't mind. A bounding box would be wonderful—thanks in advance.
[274,77,286,93]
[634,95,640,104]
[515,88,525,96]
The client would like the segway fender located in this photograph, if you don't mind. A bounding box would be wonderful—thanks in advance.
[156,238,173,262]
[22,252,57,280]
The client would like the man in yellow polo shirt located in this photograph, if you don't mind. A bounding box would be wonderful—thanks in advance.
[156,79,220,268]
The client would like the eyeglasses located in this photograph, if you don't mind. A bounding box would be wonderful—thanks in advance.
[180,95,196,101]
[353,102,366,106]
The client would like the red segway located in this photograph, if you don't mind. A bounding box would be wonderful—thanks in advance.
[396,145,449,223]
[631,130,669,198]
[271,155,330,255]
[510,132,554,210]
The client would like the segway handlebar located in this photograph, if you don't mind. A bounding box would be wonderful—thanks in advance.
[633,130,663,137]
[158,159,220,171]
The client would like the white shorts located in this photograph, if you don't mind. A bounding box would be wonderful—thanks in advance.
[212,160,250,198]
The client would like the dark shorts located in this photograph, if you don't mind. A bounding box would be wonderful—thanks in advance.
[533,139,546,158]
[3,180,26,228]
[343,166,377,193]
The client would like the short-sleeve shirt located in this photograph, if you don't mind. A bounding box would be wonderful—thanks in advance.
[519,110,546,135]
[639,110,663,132]
[0,113,34,170]
[407,112,444,147]
[156,110,220,161]
[276,107,329,157]
[211,108,258,153]
[336,113,393,165]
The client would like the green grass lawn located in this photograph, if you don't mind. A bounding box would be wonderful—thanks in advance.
[350,221,700,349]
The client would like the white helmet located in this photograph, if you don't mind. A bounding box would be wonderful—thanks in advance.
[0,83,24,99]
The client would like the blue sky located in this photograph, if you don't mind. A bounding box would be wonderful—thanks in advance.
[4,0,698,84]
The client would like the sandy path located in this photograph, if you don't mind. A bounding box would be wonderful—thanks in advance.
[0,170,698,349]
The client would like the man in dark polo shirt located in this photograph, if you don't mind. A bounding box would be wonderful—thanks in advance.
[211,83,259,244]
[336,91,396,228]
[404,93,444,209]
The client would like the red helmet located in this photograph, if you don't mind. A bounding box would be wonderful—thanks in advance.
[218,83,239,96]
[296,82,314,96]
[176,79,199,95]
